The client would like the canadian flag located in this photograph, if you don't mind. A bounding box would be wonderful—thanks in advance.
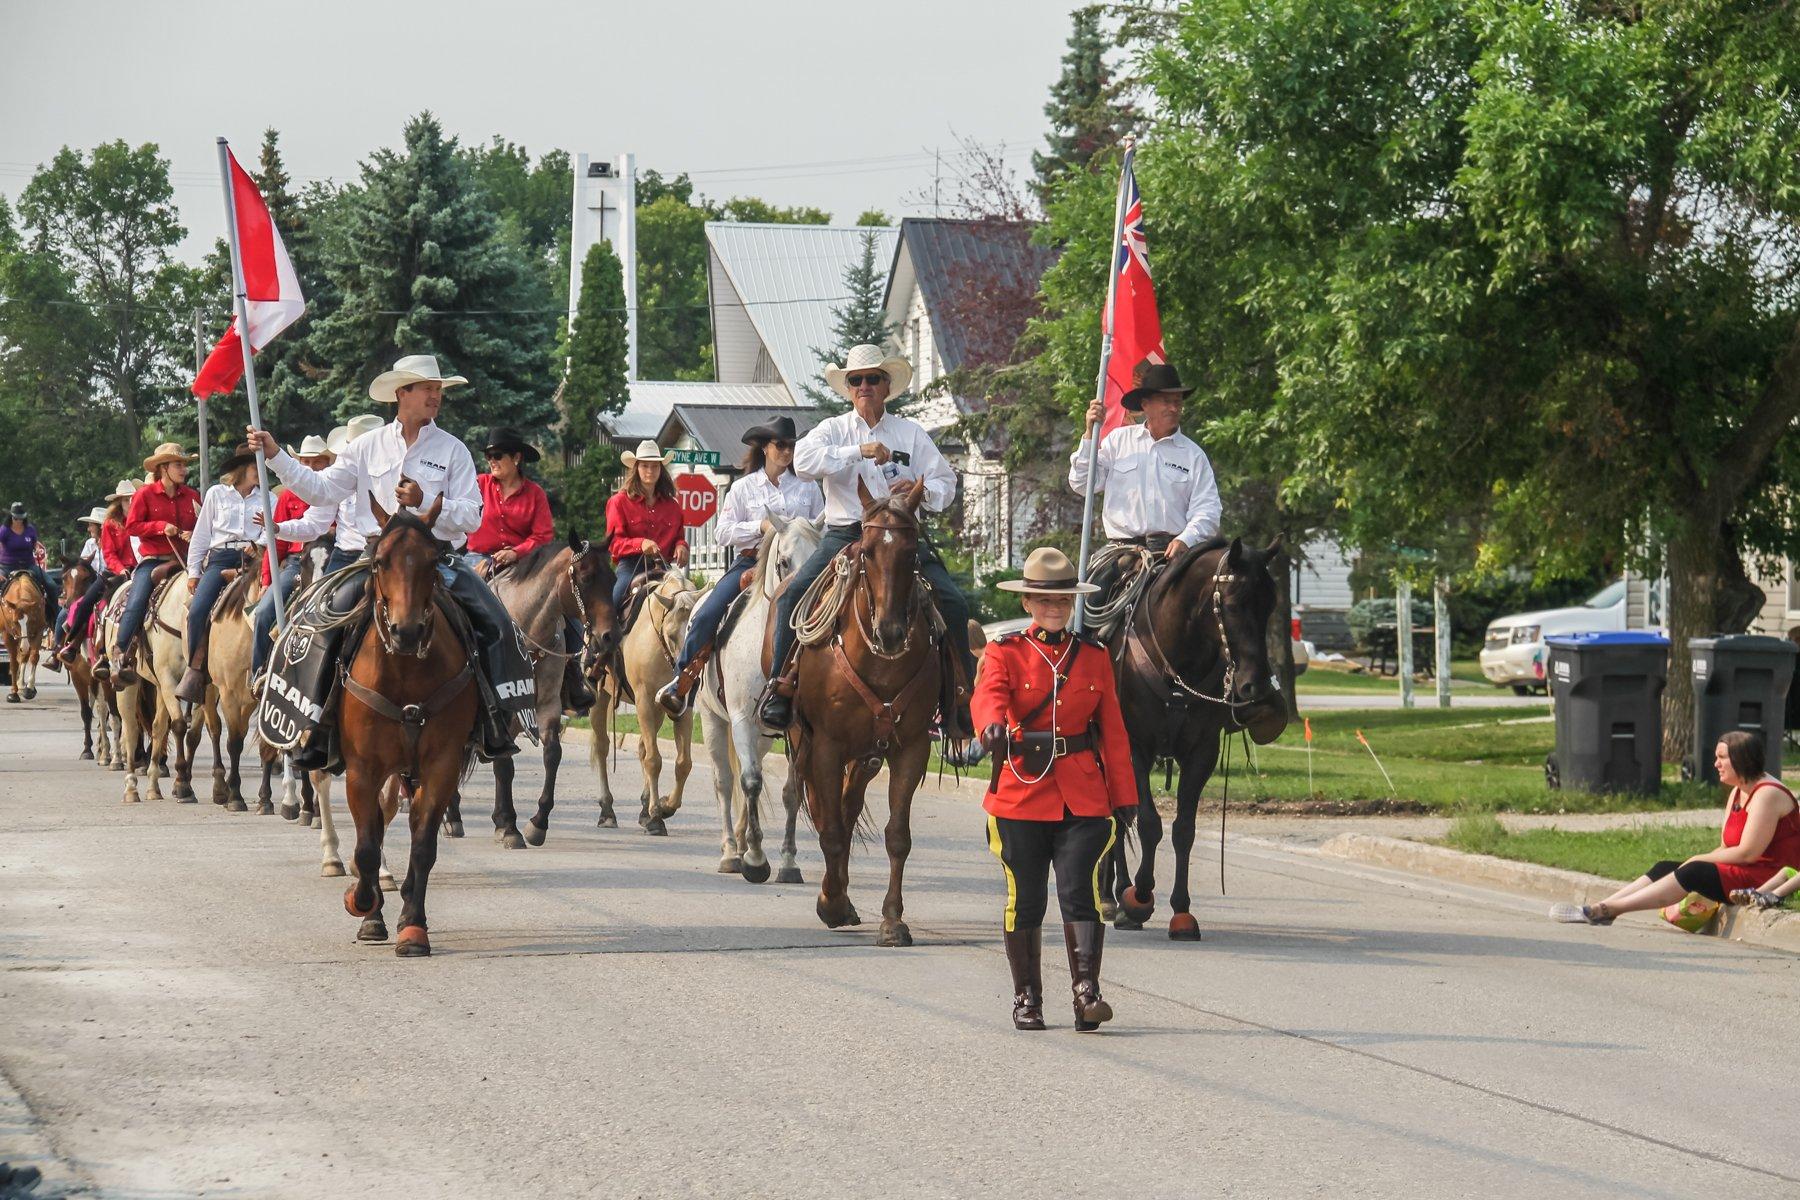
[192,149,305,398]
[1099,150,1165,439]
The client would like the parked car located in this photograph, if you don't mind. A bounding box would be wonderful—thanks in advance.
[1478,579,1628,694]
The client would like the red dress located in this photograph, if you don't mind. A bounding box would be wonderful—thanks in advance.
[1716,780,1800,892]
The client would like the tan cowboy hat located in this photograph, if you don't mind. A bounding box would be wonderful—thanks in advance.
[620,440,668,469]
[825,343,913,402]
[287,434,332,459]
[325,414,386,455]
[997,547,1099,596]
[82,506,109,526]
[369,354,468,404]
[142,442,198,472]
[105,478,139,502]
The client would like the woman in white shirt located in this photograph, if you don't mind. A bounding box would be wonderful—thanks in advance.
[655,416,822,717]
[173,443,265,703]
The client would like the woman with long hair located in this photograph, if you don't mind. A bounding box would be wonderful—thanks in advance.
[57,484,137,665]
[604,440,689,611]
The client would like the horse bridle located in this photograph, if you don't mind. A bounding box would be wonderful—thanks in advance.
[1134,568,1240,709]
[847,513,927,660]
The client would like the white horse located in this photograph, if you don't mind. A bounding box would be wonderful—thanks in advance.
[695,516,821,883]
[591,570,698,834]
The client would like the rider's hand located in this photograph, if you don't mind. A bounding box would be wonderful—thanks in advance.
[244,427,278,457]
[251,511,264,530]
[859,441,892,465]
[163,523,178,538]
[1165,538,1187,561]
[395,477,424,508]
[1084,399,1103,432]
[492,547,517,567]
[186,577,198,593]
[674,546,690,568]
[979,723,1008,754]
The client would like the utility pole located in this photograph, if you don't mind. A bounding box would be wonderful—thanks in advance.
[1397,578,1415,709]
[1435,576,1453,708]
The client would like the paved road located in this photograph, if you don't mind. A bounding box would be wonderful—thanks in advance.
[2,681,1796,1199]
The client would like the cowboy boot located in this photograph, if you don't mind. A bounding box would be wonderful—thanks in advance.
[562,656,596,717]
[655,645,712,719]
[1063,921,1113,1032]
[173,635,210,704]
[112,639,139,686]
[1004,928,1046,1031]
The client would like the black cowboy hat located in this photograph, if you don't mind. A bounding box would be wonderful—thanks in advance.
[215,442,260,478]
[7,501,25,521]
[1119,362,1196,413]
[483,426,541,464]
[741,415,800,446]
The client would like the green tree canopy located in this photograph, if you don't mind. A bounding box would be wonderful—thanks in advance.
[1032,6,1136,202]
[804,228,896,410]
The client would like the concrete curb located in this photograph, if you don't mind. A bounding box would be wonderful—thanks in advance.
[1316,832,1800,954]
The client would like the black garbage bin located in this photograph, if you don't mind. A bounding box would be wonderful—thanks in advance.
[1688,636,1798,783]
[1544,632,1669,795]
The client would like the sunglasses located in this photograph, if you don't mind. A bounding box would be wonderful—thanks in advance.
[769,440,795,451]
[484,450,515,461]
[845,372,887,388]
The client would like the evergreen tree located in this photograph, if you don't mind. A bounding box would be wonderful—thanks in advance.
[553,240,629,535]
[1031,7,1134,201]
[297,113,557,438]
[855,209,893,227]
[804,228,896,410]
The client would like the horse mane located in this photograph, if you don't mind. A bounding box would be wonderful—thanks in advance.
[1152,535,1234,600]
[217,556,262,615]
[510,541,562,577]
[746,521,782,591]
[858,493,922,530]
[374,508,453,553]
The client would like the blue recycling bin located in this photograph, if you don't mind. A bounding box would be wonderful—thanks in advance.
[1545,632,1669,795]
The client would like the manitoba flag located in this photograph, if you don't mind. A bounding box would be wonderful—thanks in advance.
[192,149,305,398]
[1099,148,1165,438]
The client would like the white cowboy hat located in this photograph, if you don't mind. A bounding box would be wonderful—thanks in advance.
[287,434,332,459]
[825,343,913,402]
[369,354,468,405]
[105,478,139,502]
[997,547,1099,596]
[81,506,109,526]
[620,440,668,469]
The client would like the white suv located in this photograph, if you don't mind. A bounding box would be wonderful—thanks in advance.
[1479,580,1628,694]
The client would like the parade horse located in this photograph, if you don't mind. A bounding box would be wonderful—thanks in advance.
[204,544,266,812]
[1102,537,1289,939]
[0,568,47,703]
[697,514,820,883]
[592,570,698,835]
[481,531,618,848]
[784,478,940,946]
[58,560,104,757]
[103,583,167,803]
[337,494,479,956]
[142,564,214,802]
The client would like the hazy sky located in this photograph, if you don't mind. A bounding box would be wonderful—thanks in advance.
[1,0,1080,263]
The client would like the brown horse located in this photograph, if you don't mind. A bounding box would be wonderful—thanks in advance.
[787,478,940,947]
[59,560,103,756]
[1,569,47,703]
[338,494,479,957]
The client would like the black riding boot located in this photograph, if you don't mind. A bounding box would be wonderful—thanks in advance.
[1005,928,1046,1030]
[563,656,595,717]
[1063,921,1113,1032]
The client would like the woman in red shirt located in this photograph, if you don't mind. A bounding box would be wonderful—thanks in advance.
[973,547,1136,1032]
[604,440,688,611]
[108,443,200,683]
[57,480,139,664]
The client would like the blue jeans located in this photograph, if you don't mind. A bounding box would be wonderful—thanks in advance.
[115,557,174,655]
[612,554,649,612]
[186,547,244,657]
[323,544,363,576]
[677,552,755,670]
[252,554,307,675]
[64,571,110,644]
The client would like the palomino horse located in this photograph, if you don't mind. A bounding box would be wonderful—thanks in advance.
[696,514,820,883]
[142,567,213,802]
[102,584,165,803]
[592,570,698,835]
[1103,537,1288,939]
[0,569,47,703]
[485,531,618,848]
[338,495,479,956]
[787,479,940,946]
[205,546,265,812]
[59,560,104,757]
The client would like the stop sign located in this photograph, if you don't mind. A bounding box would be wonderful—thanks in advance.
[674,473,720,527]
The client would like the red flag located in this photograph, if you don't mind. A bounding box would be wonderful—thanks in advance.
[192,149,305,398]
[1100,151,1164,438]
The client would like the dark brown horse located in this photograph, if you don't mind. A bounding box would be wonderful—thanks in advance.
[58,560,102,757]
[788,478,940,947]
[1105,537,1288,939]
[338,494,480,957]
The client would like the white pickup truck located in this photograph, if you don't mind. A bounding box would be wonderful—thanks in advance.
[1478,580,1628,694]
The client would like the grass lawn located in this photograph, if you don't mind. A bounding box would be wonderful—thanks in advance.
[1297,657,1509,697]
[1440,814,1721,879]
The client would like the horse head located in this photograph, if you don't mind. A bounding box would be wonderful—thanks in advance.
[60,557,95,606]
[367,491,447,658]
[567,527,620,675]
[854,477,925,650]
[1206,537,1288,744]
[758,514,825,599]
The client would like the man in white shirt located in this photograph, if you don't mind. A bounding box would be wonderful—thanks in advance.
[759,344,978,749]
[1068,363,1222,610]
[244,354,536,764]
[172,443,267,702]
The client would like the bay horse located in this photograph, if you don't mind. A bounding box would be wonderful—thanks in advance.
[1103,537,1289,939]
[484,530,619,848]
[1,569,47,703]
[59,560,102,756]
[338,494,479,956]
[787,478,940,946]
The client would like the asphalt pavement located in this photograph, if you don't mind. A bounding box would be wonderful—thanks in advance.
[1,680,1794,1199]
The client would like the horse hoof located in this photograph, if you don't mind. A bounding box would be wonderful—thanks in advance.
[1121,886,1155,924]
[79,750,93,760]
[877,921,913,948]
[740,859,772,885]
[597,813,618,829]
[309,815,321,829]
[121,794,139,805]
[357,916,389,943]
[775,867,804,885]
[256,800,274,816]
[109,762,124,773]
[176,795,197,805]
[379,874,398,893]
[395,926,431,957]
[226,797,247,813]
[280,801,299,821]
[321,862,346,878]
[1168,913,1203,941]
[24,687,36,699]
[524,819,547,847]
[4,694,17,703]
[344,886,380,918]
[643,817,667,836]
[1113,914,1145,932]
[718,857,743,874]
[816,898,861,929]
[1099,898,1120,923]
[444,820,465,839]
[497,828,526,850]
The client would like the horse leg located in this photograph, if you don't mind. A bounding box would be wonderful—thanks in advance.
[119,688,141,803]
[492,754,525,849]
[664,710,694,819]
[1114,758,1156,929]
[169,706,196,802]
[78,687,94,759]
[394,772,450,958]
[734,722,771,883]
[703,708,740,872]
[524,713,560,846]
[776,752,805,886]
[638,708,667,835]
[591,690,618,827]
[145,706,168,801]
[811,740,862,929]
[443,789,464,839]
[1167,739,1219,941]
[300,768,317,825]
[315,772,345,877]
[877,743,930,948]
[224,726,248,812]
[206,705,226,804]
[343,768,387,930]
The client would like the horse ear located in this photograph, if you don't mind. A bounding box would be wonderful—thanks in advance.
[421,493,444,528]
[766,513,789,535]
[568,527,582,551]
[903,478,927,513]
[808,516,824,533]
[857,476,875,512]
[368,491,391,529]
[1226,536,1243,566]
[1264,535,1284,559]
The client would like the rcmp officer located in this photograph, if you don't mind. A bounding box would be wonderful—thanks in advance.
[973,547,1137,1032]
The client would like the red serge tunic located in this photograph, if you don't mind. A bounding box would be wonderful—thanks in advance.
[605,490,687,562]
[972,628,1137,821]
[123,482,201,561]
[1717,780,1800,892]
[468,474,553,556]
[99,520,137,574]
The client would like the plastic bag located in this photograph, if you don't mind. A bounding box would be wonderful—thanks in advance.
[1660,892,1720,933]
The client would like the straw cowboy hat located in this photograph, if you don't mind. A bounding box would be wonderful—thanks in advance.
[105,478,138,503]
[741,415,801,445]
[286,433,334,460]
[142,442,198,473]
[483,427,541,464]
[620,440,668,469]
[1119,362,1196,413]
[825,343,912,402]
[997,547,1099,596]
[369,354,468,405]
[82,506,109,526]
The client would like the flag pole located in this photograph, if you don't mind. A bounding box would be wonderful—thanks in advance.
[1073,135,1136,633]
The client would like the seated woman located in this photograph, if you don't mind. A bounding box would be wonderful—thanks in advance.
[1551,730,1800,925]
[173,443,266,703]
[604,440,689,612]
[0,501,57,638]
[655,416,821,718]
[109,444,201,685]
[62,480,139,664]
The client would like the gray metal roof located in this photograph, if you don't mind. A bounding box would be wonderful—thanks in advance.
[885,218,1057,374]
[658,404,826,462]
[598,380,792,443]
[705,222,899,400]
